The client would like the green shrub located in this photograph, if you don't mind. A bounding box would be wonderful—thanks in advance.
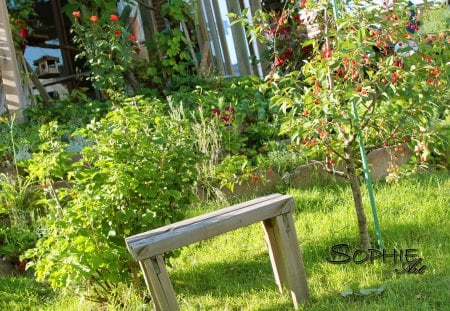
[25,96,201,301]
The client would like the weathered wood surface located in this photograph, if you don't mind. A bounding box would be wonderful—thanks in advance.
[0,0,27,121]
[126,193,293,260]
[125,193,309,310]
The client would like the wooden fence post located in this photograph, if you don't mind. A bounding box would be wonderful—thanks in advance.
[0,0,27,122]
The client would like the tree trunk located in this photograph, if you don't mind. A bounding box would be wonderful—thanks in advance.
[344,140,372,249]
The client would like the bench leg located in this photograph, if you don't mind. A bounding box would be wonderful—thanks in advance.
[139,255,180,311]
[262,212,309,309]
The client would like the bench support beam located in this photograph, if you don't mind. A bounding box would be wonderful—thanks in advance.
[262,212,309,308]
[140,255,179,311]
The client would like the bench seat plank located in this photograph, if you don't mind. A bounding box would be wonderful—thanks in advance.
[126,194,293,261]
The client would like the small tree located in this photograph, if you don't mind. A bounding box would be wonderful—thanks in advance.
[252,0,448,248]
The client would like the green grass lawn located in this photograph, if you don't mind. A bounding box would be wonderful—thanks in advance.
[1,172,449,310]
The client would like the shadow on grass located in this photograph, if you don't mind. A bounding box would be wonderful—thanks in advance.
[171,252,277,296]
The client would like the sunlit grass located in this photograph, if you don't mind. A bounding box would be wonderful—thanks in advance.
[1,172,448,310]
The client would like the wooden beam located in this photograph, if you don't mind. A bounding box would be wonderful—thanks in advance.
[201,0,226,75]
[19,53,52,108]
[249,0,270,76]
[0,0,27,122]
[263,211,309,308]
[196,0,214,75]
[140,256,179,311]
[226,0,253,75]
[51,0,75,91]
[211,1,234,75]
[126,194,291,260]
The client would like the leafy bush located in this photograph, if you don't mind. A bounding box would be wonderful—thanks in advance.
[25,97,201,300]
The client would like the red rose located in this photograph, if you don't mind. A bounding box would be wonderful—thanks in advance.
[129,34,136,41]
[72,11,81,18]
[110,14,119,22]
[90,15,98,23]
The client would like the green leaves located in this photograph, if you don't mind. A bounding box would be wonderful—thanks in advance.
[25,97,201,299]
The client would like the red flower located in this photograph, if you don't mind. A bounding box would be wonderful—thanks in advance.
[110,14,119,22]
[72,11,81,18]
[274,56,285,67]
[212,108,221,116]
[250,176,259,184]
[129,34,136,41]
[115,29,122,36]
[19,27,28,39]
[283,48,293,59]
[225,106,235,114]
[90,15,98,23]
[221,115,231,122]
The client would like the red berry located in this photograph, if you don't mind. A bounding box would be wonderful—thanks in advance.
[323,48,332,59]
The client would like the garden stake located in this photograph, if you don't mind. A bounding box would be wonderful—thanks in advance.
[330,0,384,249]
[351,100,383,250]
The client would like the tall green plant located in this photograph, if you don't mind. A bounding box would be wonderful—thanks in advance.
[25,96,201,301]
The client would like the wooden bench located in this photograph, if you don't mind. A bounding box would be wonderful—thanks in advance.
[125,193,309,310]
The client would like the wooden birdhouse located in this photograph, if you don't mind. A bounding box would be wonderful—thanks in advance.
[34,55,60,78]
